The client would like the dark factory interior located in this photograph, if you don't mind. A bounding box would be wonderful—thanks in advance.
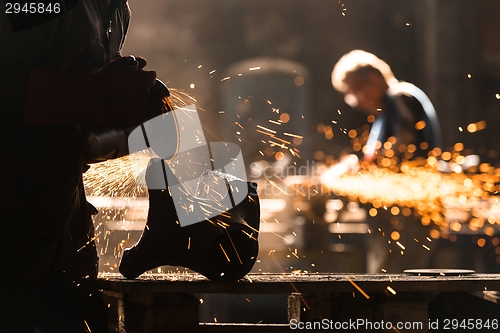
[2,0,500,332]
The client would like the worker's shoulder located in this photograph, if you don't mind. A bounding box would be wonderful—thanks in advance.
[389,81,435,113]
[388,81,428,99]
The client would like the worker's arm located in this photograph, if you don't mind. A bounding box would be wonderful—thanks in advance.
[0,9,52,122]
[23,56,158,126]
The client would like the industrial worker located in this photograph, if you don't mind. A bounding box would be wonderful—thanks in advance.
[331,49,441,162]
[0,1,160,332]
[330,50,442,273]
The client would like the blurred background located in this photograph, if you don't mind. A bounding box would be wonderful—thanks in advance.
[89,0,500,323]
[122,0,500,160]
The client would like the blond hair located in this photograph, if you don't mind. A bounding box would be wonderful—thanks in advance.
[331,50,398,93]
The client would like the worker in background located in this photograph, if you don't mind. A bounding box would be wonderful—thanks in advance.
[0,1,160,332]
[329,50,442,273]
[331,49,441,163]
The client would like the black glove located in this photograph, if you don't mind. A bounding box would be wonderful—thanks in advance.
[80,59,173,162]
[24,56,160,126]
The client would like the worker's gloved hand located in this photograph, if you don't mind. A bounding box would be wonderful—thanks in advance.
[24,56,161,126]
[81,56,159,125]
[149,78,173,115]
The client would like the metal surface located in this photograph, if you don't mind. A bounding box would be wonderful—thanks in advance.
[99,272,500,295]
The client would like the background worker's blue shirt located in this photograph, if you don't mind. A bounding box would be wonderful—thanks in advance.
[364,81,442,161]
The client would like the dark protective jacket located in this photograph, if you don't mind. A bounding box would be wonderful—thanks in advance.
[364,82,442,160]
[0,0,130,240]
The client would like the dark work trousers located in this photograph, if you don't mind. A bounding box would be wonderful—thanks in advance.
[0,230,108,333]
